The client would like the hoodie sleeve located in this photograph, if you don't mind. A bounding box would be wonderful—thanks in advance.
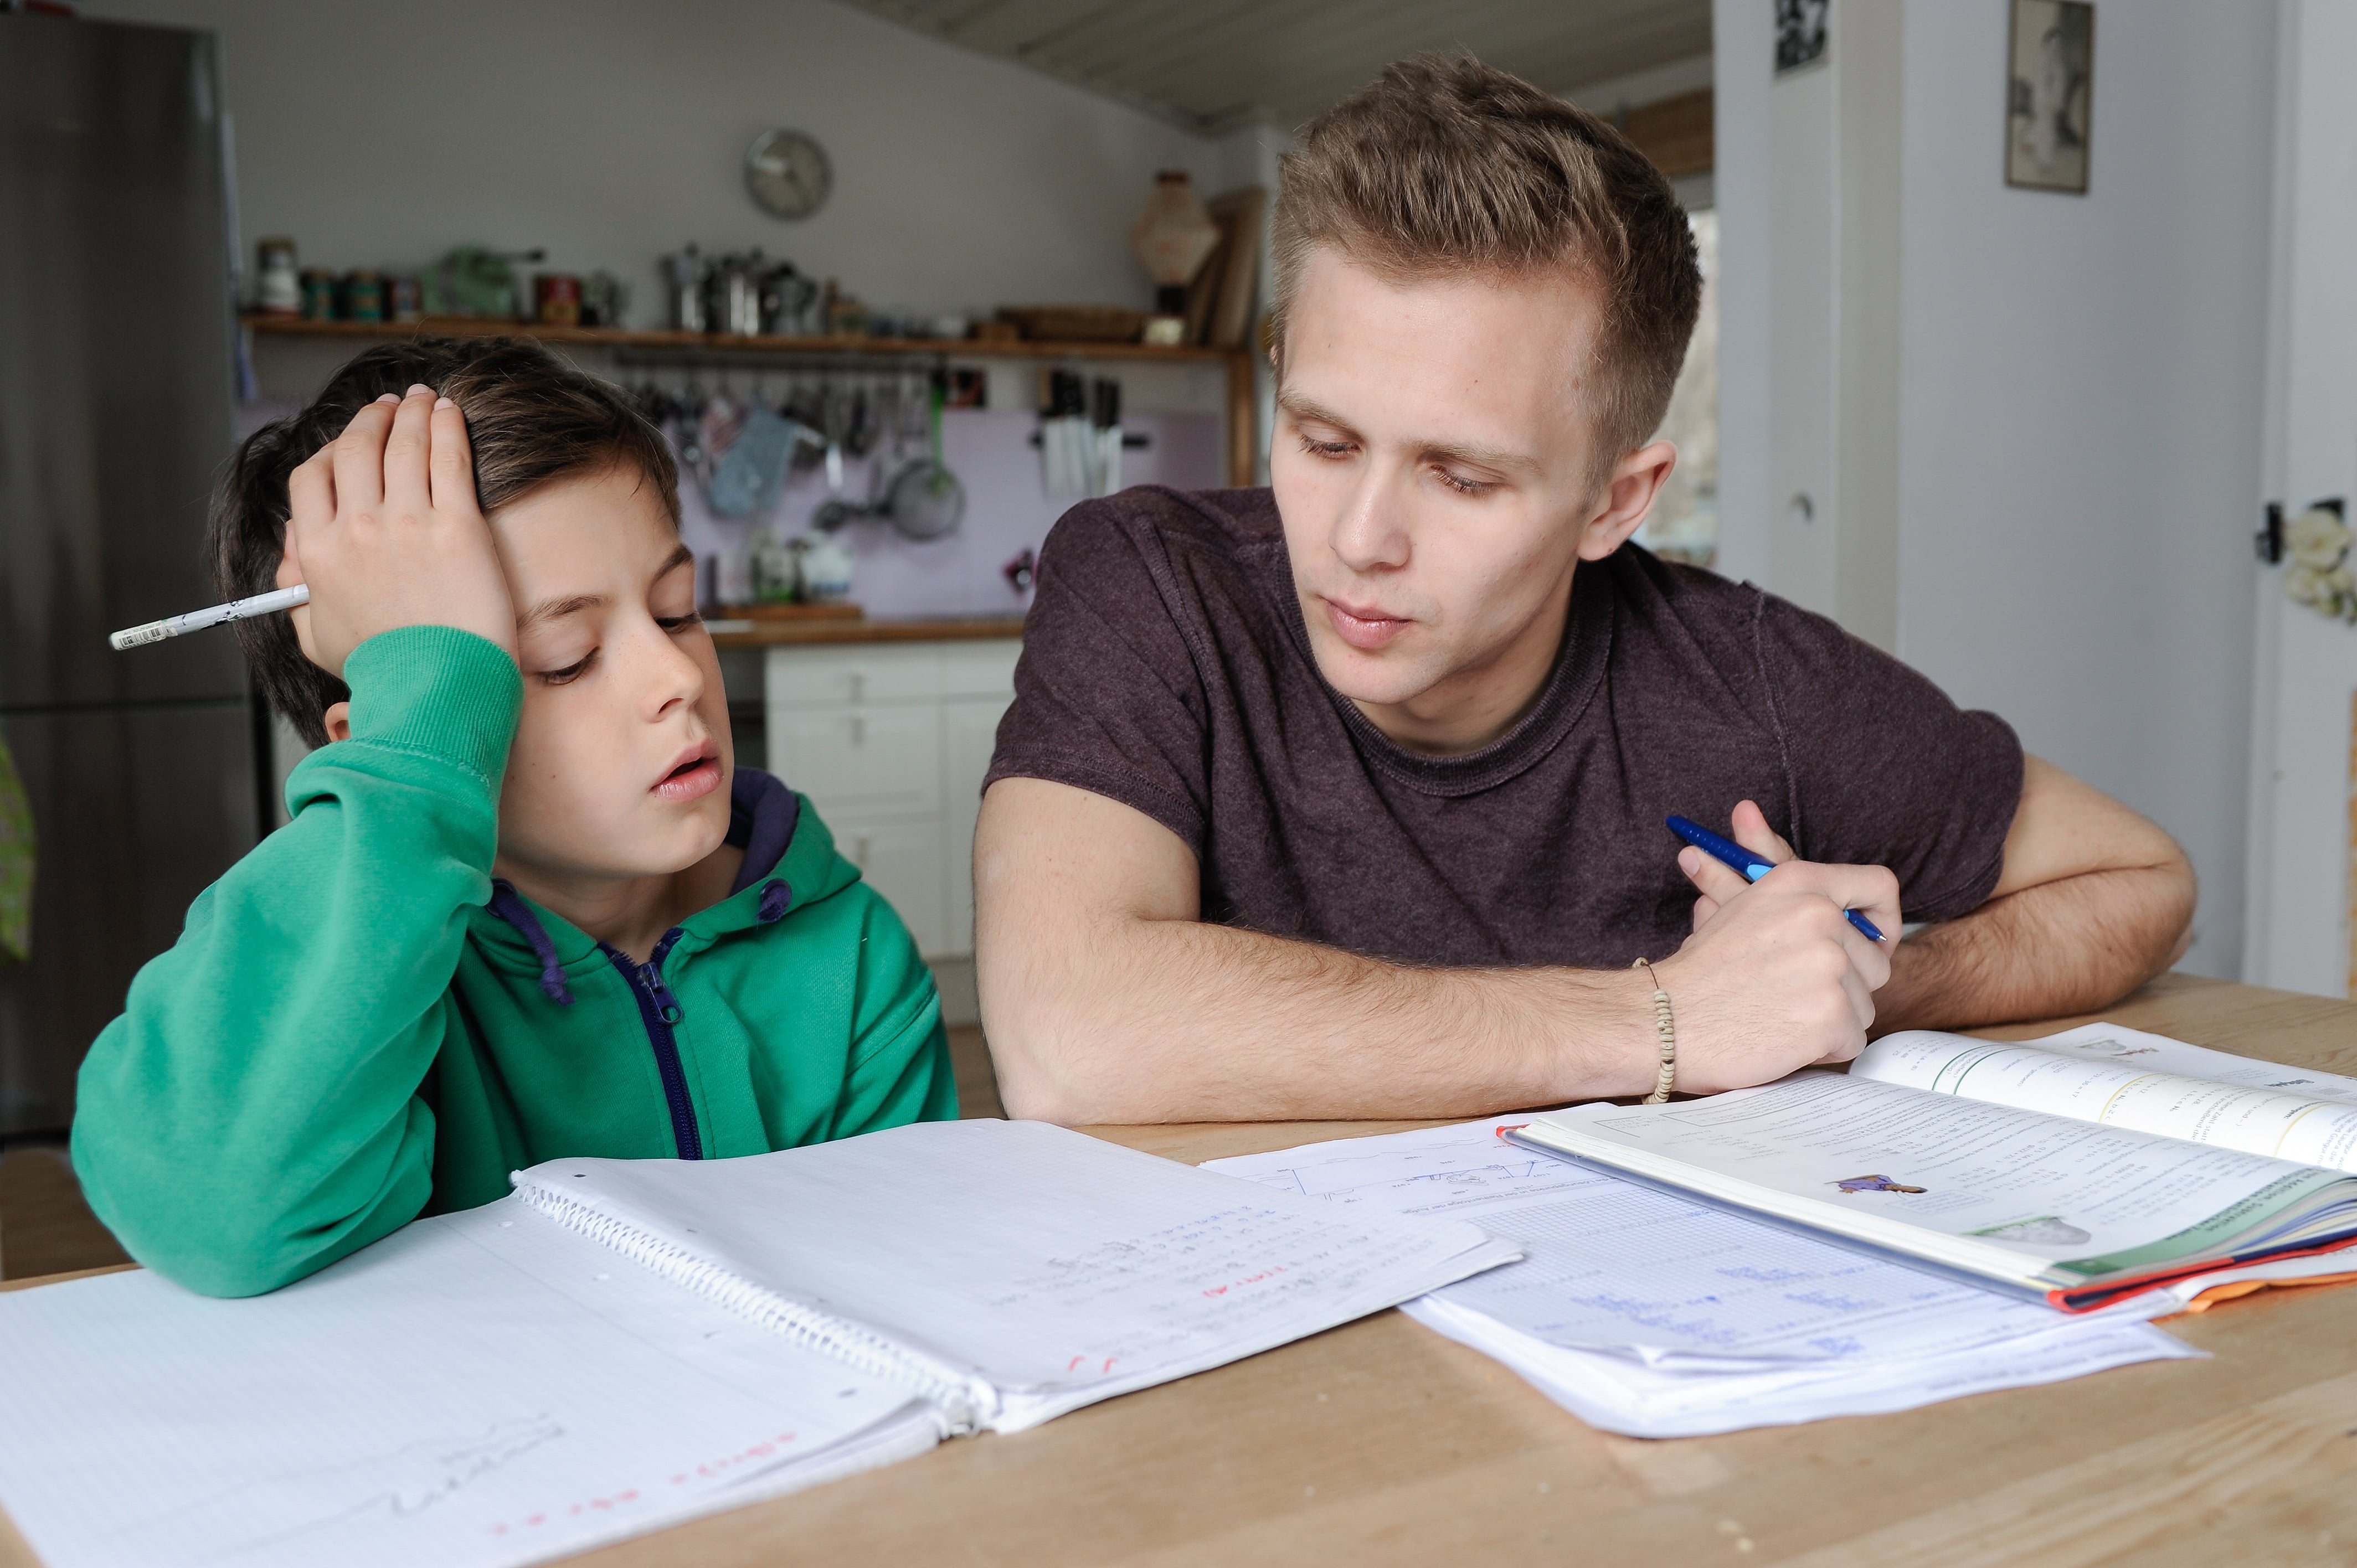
[827,882,959,1136]
[71,627,521,1297]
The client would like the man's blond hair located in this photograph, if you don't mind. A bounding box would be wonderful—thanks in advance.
[1272,54,1702,482]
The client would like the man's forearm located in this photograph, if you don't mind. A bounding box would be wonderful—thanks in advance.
[982,914,1653,1124]
[1872,863,2195,1034]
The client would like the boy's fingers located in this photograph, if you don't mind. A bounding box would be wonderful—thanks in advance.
[380,385,438,518]
[286,446,334,544]
[1729,800,1795,864]
[426,395,481,517]
[329,395,400,519]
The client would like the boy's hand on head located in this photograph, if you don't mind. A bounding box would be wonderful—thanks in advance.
[277,385,517,678]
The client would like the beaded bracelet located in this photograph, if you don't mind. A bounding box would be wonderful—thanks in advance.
[1630,956,1676,1103]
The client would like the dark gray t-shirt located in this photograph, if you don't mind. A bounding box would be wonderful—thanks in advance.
[985,486,2022,968]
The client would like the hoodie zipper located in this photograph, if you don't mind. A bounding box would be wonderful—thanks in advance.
[601,930,702,1160]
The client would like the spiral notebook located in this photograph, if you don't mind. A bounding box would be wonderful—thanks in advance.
[0,1119,1517,1568]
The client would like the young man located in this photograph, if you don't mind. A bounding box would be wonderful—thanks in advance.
[975,56,2193,1125]
[73,340,954,1297]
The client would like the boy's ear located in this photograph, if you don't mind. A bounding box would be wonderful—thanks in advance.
[322,702,352,744]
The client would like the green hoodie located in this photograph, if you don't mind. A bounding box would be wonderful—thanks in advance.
[71,627,955,1298]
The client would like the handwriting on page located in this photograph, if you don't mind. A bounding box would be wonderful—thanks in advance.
[1208,1121,2089,1364]
[979,1203,1454,1386]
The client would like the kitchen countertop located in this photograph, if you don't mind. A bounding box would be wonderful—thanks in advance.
[707,615,1026,647]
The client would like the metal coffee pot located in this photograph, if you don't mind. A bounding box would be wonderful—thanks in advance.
[705,251,766,337]
[662,245,707,332]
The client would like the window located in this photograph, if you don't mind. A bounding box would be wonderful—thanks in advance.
[1641,208,1718,568]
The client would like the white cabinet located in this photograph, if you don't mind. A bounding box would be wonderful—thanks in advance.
[764,638,1019,962]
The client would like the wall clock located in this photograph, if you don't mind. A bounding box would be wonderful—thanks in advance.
[745,128,832,220]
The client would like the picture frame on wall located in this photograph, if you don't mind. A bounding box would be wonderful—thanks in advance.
[2006,0,2094,193]
[1774,0,1829,75]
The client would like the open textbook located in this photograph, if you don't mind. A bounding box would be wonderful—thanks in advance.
[1207,1118,2195,1438]
[0,1120,1516,1568]
[1510,1024,2357,1313]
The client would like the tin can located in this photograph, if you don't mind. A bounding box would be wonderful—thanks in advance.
[534,274,583,327]
[387,274,422,323]
[299,268,337,321]
[341,270,385,323]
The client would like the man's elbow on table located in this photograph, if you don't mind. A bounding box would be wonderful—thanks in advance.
[975,778,1199,1126]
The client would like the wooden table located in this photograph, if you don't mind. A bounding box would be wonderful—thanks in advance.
[8,975,2357,1567]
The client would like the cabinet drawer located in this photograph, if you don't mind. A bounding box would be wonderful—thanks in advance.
[766,706,942,817]
[940,638,1022,698]
[764,643,941,707]
[831,816,950,960]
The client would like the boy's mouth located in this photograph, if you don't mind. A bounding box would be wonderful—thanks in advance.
[651,740,724,803]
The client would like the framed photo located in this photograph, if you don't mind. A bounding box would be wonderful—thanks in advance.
[2006,0,2094,193]
[1775,0,1829,76]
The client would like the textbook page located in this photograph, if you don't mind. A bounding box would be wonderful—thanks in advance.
[513,1119,1520,1433]
[1855,1025,2357,1172]
[0,1200,938,1568]
[1205,1118,2158,1365]
[1522,1072,2355,1288]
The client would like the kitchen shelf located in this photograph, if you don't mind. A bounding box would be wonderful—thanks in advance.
[707,615,1026,648]
[238,313,1242,364]
[241,314,1263,487]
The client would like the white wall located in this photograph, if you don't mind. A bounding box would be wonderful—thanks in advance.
[1896,1,2272,978]
[1718,0,2277,978]
[1712,0,1772,585]
[77,0,1224,324]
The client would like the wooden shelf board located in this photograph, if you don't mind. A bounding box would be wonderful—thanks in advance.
[240,314,1243,364]
[707,615,1025,648]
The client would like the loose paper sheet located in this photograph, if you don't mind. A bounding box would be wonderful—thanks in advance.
[1207,1119,2197,1437]
[1206,1118,2104,1365]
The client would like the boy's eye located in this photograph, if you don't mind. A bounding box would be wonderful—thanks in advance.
[1298,435,1355,460]
[656,612,703,633]
[539,649,597,684]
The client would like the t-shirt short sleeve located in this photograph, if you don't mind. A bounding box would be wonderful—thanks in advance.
[1752,594,2024,923]
[984,500,1214,854]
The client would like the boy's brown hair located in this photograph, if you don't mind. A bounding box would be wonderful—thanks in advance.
[211,336,680,747]
[1271,53,1702,486]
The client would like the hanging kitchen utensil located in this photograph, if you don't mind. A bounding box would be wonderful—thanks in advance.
[882,372,964,541]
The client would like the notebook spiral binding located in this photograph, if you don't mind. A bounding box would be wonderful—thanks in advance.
[512,1179,994,1433]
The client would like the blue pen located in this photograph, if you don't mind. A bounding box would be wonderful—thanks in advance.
[1666,815,1887,942]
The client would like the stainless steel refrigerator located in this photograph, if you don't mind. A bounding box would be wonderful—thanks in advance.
[0,15,260,1136]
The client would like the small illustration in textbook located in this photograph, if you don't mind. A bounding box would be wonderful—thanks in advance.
[1833,1174,1928,1195]
[1974,1216,2093,1246]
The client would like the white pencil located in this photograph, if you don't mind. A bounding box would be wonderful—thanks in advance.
[109,585,311,651]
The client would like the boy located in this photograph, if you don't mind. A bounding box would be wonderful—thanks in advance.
[73,338,954,1297]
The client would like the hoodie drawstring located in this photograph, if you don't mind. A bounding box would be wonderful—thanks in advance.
[486,880,575,1005]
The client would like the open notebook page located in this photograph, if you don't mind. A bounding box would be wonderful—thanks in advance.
[1204,1118,2144,1366]
[513,1118,1520,1432]
[1856,1024,2357,1172]
[0,1198,938,1568]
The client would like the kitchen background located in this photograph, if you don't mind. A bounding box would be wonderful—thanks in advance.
[7,0,2327,1280]
[0,0,1718,1162]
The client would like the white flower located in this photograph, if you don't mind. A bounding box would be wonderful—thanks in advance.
[2287,508,2352,570]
